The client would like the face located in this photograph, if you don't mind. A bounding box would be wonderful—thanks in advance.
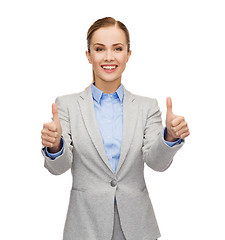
[86,26,131,85]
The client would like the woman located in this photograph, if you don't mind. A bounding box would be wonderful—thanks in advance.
[41,17,189,240]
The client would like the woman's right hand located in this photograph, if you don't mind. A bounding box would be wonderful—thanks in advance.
[41,103,62,153]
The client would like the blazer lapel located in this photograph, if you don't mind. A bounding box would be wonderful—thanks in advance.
[77,84,138,175]
[115,85,138,174]
[77,86,111,171]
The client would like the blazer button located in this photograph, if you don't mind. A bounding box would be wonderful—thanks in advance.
[110,179,117,187]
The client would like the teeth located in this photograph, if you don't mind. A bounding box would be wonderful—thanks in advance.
[102,66,116,70]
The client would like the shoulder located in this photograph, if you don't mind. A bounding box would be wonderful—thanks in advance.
[55,89,86,106]
[123,85,156,104]
[127,89,159,108]
[135,93,157,104]
[131,93,162,120]
[124,87,161,116]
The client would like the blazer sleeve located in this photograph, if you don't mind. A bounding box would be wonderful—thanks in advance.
[41,96,73,175]
[142,98,184,172]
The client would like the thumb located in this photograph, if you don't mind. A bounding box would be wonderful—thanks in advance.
[166,97,173,115]
[52,103,59,123]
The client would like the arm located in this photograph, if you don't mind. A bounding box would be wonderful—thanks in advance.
[142,99,184,172]
[41,97,73,175]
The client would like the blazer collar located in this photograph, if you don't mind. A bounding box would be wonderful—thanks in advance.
[77,84,138,176]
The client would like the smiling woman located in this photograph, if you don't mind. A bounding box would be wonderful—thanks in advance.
[41,16,189,240]
[85,18,131,93]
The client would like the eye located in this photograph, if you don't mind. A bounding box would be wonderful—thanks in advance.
[96,47,104,52]
[115,47,122,51]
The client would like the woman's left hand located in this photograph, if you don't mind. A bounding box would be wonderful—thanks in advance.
[165,97,190,142]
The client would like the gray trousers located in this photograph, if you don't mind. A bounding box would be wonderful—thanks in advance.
[111,200,158,240]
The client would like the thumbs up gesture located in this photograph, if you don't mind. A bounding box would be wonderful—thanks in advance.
[41,103,62,153]
[165,97,190,142]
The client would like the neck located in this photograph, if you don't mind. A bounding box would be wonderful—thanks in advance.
[94,79,122,94]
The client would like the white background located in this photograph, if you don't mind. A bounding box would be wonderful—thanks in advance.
[0,0,224,239]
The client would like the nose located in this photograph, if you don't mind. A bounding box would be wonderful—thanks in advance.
[104,49,115,61]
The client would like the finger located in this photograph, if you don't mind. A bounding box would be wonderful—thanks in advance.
[171,116,185,127]
[42,128,58,138]
[42,136,56,145]
[176,126,189,137]
[166,97,173,115]
[43,122,57,132]
[171,121,188,132]
[52,103,59,123]
[180,131,190,139]
[42,140,54,148]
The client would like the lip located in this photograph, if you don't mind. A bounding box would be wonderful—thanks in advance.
[101,64,118,73]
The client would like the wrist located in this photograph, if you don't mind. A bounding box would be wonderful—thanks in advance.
[165,134,179,142]
[47,138,62,153]
[164,127,179,142]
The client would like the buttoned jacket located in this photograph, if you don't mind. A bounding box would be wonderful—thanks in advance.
[42,84,184,240]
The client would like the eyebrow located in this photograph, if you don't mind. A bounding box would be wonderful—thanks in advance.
[93,43,124,46]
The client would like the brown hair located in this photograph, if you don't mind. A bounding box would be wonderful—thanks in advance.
[85,17,130,89]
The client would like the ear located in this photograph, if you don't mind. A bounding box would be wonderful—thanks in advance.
[126,50,132,63]
[85,50,92,64]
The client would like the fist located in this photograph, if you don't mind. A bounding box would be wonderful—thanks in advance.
[165,97,190,141]
[41,103,62,153]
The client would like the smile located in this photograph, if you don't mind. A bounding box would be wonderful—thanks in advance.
[101,65,118,72]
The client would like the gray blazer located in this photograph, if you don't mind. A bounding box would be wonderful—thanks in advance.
[42,84,184,240]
